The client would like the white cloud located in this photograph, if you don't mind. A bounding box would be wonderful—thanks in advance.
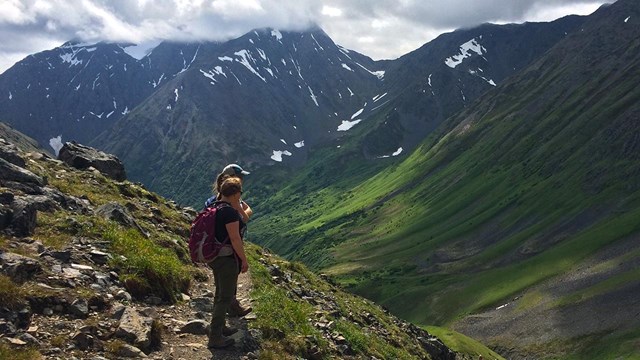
[0,0,615,74]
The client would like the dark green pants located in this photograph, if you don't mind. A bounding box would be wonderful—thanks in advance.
[208,255,238,337]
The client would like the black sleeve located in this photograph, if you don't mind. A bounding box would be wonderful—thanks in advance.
[218,206,241,225]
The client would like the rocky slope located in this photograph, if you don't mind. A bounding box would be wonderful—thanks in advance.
[0,125,473,359]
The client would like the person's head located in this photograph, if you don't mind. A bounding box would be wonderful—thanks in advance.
[221,164,250,178]
[219,176,243,201]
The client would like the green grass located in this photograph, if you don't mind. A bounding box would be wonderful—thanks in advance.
[425,326,505,360]
[0,343,42,360]
[104,225,191,302]
[0,274,26,309]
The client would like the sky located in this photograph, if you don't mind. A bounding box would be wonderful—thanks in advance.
[0,0,615,74]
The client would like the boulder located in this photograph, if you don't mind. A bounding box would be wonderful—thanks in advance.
[0,138,26,168]
[96,203,147,237]
[114,343,147,358]
[0,205,11,231]
[9,198,38,237]
[0,252,41,282]
[179,319,209,335]
[0,158,44,186]
[115,307,153,351]
[58,142,126,181]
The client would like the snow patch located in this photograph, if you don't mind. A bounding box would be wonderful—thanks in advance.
[235,50,266,82]
[337,119,362,131]
[372,93,388,102]
[351,108,364,119]
[8,91,12,100]
[625,16,630,23]
[174,88,179,102]
[308,86,319,107]
[49,136,64,156]
[342,63,353,71]
[219,56,233,62]
[280,139,287,145]
[445,38,487,68]
[59,52,83,67]
[378,147,403,158]
[294,141,305,148]
[270,150,292,162]
[271,29,283,41]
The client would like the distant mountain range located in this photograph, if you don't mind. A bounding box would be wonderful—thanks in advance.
[0,17,584,205]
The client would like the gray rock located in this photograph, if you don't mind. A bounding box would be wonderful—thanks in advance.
[72,332,94,350]
[115,343,147,358]
[8,197,38,237]
[190,297,215,313]
[96,203,147,236]
[179,319,209,335]
[0,138,26,168]
[0,157,44,186]
[0,320,17,335]
[46,250,72,262]
[115,290,132,302]
[90,250,111,265]
[0,252,41,282]
[115,307,153,351]
[68,298,89,319]
[0,205,11,231]
[17,332,41,345]
[58,142,126,181]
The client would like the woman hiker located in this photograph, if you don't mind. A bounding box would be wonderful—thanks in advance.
[204,163,253,317]
[207,176,249,349]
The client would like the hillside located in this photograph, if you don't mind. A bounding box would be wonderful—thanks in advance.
[0,126,489,359]
[250,0,640,358]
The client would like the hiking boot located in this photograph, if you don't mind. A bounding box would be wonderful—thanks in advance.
[207,336,234,349]
[223,325,238,336]
[228,299,252,317]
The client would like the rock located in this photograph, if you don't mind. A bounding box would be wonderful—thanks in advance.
[71,263,94,271]
[0,205,11,231]
[17,332,41,345]
[0,252,41,282]
[90,250,111,265]
[114,343,148,358]
[0,138,26,167]
[115,290,132,302]
[179,320,209,335]
[115,307,153,351]
[6,337,27,345]
[0,157,44,186]
[0,192,14,204]
[46,250,72,262]
[0,320,17,335]
[190,297,215,313]
[8,198,38,237]
[96,203,147,236]
[68,298,89,319]
[58,142,126,181]
[72,332,94,350]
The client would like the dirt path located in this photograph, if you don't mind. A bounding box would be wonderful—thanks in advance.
[149,270,256,360]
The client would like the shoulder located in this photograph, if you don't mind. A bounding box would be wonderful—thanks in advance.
[216,202,240,222]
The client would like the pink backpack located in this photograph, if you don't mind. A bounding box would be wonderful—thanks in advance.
[189,203,231,263]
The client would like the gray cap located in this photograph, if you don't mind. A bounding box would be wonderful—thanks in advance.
[222,163,250,176]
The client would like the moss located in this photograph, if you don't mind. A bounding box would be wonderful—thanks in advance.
[0,343,43,360]
[0,274,26,309]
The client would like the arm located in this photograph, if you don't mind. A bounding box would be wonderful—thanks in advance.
[232,200,253,222]
[225,221,248,273]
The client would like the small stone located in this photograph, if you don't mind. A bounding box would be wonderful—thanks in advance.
[178,320,209,335]
[115,343,148,358]
[68,298,89,319]
[6,337,27,345]
[180,293,191,301]
[71,263,93,271]
[43,308,54,316]
[18,332,41,345]
[115,290,132,302]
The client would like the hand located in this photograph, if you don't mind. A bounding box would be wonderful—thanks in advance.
[240,258,249,273]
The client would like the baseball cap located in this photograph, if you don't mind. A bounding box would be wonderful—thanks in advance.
[222,163,250,176]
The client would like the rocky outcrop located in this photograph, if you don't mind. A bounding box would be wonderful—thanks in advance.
[58,142,126,181]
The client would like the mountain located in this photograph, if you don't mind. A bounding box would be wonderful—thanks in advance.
[0,17,584,207]
[0,40,210,154]
[250,0,640,358]
[0,131,478,359]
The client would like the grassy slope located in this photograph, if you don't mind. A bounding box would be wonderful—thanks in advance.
[251,1,640,357]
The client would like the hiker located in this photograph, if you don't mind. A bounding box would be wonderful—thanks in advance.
[204,164,252,317]
[207,176,249,349]
[205,163,253,223]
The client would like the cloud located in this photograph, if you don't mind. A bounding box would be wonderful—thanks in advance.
[0,0,614,73]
